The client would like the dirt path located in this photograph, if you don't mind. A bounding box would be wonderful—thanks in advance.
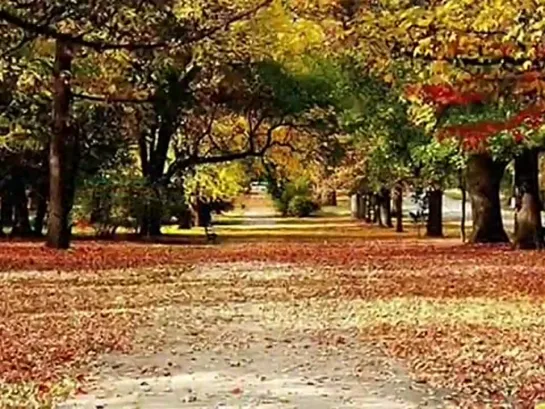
[61,324,443,409]
[59,262,447,409]
[240,194,278,227]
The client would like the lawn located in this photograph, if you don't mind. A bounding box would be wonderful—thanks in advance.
[2,220,545,408]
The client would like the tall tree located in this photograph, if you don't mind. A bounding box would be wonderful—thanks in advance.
[0,0,272,247]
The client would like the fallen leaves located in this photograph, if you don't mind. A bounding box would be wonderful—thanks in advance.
[3,240,545,407]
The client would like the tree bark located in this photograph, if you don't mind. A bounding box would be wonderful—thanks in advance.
[365,194,372,223]
[460,174,467,243]
[178,208,194,229]
[322,190,337,206]
[1,192,13,233]
[138,69,197,236]
[514,148,543,249]
[140,198,163,237]
[350,193,360,219]
[372,194,379,224]
[47,40,75,249]
[378,188,392,228]
[359,194,367,221]
[11,174,32,237]
[426,189,443,237]
[195,198,211,227]
[34,188,47,236]
[467,154,509,243]
[393,184,403,233]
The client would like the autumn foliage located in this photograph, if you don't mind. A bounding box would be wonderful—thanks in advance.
[3,240,545,407]
[440,104,545,150]
[408,82,545,151]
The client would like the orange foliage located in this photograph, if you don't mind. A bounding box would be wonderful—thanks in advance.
[3,241,545,406]
[440,104,545,150]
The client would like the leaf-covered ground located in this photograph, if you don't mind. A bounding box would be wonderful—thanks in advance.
[2,235,545,407]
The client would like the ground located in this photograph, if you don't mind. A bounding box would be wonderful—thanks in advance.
[59,263,445,409]
[1,195,544,409]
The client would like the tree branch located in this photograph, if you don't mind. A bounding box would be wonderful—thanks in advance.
[0,0,272,51]
[0,32,36,57]
[166,121,287,179]
[72,91,154,104]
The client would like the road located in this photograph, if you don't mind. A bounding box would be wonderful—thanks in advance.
[402,193,516,230]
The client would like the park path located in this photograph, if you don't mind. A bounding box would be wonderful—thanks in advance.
[58,264,447,409]
[61,330,441,408]
[59,197,448,409]
[61,303,444,409]
[240,194,278,227]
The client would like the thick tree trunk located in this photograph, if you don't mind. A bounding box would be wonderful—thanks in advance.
[47,41,75,249]
[195,199,211,227]
[514,148,543,249]
[393,184,403,233]
[140,193,163,237]
[467,154,509,243]
[148,199,163,236]
[178,209,194,229]
[426,189,443,237]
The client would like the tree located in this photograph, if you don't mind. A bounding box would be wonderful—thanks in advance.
[0,0,273,247]
[330,0,545,245]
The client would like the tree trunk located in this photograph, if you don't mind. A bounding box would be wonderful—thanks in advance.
[426,189,443,237]
[467,154,509,243]
[372,194,379,224]
[47,41,75,249]
[393,184,403,233]
[34,188,47,237]
[138,71,196,236]
[322,190,337,206]
[359,194,367,221]
[178,208,194,229]
[0,192,12,234]
[11,174,32,237]
[460,173,467,243]
[140,193,163,237]
[195,199,211,227]
[514,148,543,249]
[365,194,372,223]
[378,188,392,228]
[350,194,360,219]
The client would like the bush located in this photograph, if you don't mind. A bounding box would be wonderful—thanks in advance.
[287,195,320,217]
[272,177,320,217]
[73,174,152,236]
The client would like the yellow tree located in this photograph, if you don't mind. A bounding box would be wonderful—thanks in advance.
[0,0,272,247]
[329,0,545,246]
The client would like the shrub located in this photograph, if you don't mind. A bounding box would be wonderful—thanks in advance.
[273,177,320,217]
[287,195,320,217]
[73,174,152,236]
